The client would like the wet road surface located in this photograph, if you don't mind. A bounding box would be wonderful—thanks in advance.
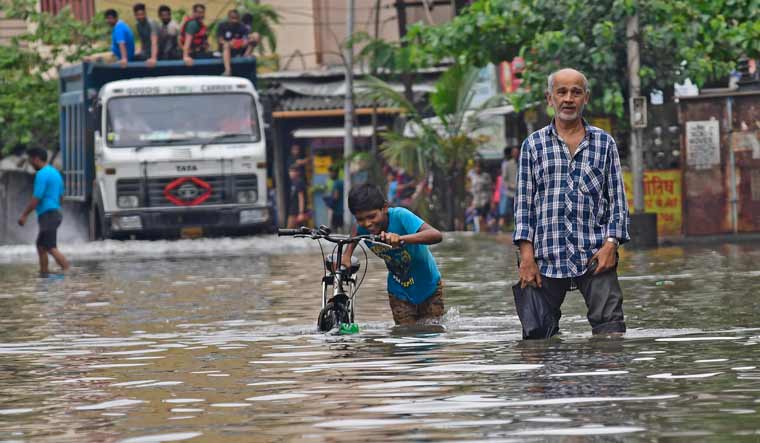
[0,234,759,442]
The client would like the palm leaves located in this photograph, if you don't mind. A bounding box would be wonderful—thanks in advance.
[358,64,496,228]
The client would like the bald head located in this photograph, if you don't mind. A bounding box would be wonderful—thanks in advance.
[547,69,589,94]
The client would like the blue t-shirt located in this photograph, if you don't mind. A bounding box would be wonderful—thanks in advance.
[33,165,64,216]
[358,207,441,304]
[387,180,398,203]
[111,20,136,61]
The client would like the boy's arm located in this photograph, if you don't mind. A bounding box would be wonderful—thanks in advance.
[382,223,442,247]
[339,223,359,270]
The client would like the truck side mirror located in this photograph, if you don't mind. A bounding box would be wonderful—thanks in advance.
[88,101,103,133]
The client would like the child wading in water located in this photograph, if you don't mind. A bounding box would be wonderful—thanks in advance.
[341,184,444,325]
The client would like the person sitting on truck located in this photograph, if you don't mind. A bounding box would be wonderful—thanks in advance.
[103,9,135,68]
[17,148,70,276]
[157,5,180,60]
[241,13,261,56]
[217,9,248,76]
[181,3,211,66]
[132,3,159,67]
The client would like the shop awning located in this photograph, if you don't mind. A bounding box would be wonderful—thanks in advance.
[292,125,384,138]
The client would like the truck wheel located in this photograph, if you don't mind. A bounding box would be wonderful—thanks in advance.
[88,205,110,241]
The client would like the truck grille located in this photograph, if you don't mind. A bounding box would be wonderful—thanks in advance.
[117,175,258,208]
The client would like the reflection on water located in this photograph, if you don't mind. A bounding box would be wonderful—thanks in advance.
[0,234,759,442]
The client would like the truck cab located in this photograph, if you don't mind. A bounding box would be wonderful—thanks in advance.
[59,59,272,239]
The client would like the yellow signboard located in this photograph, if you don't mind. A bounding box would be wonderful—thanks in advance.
[589,117,613,134]
[623,169,682,236]
[313,155,333,175]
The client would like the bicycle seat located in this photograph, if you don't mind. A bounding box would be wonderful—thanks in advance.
[325,254,360,274]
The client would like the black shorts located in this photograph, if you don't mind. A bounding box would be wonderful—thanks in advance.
[36,210,62,250]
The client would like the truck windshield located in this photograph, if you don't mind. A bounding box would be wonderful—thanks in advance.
[106,93,260,148]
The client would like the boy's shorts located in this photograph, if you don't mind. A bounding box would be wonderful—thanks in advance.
[388,280,444,325]
[36,210,62,250]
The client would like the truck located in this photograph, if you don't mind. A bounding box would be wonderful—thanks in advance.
[58,58,272,240]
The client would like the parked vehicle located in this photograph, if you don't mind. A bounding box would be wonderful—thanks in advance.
[59,58,272,239]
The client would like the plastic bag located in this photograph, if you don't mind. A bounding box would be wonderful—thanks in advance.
[512,283,560,340]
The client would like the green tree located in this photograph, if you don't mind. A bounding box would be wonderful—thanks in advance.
[360,65,496,229]
[406,0,760,118]
[0,0,106,155]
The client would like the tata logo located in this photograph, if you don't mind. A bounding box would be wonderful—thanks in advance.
[176,165,198,172]
[177,182,200,200]
[164,176,212,206]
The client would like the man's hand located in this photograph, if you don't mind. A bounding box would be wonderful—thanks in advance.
[119,58,128,68]
[146,57,157,68]
[590,241,617,275]
[380,231,403,248]
[17,214,27,227]
[183,55,194,66]
[518,255,542,288]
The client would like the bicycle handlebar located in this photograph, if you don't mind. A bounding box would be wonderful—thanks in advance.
[278,226,395,248]
[277,227,310,236]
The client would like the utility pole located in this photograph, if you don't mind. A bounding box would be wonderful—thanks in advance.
[626,7,657,246]
[394,1,414,102]
[343,0,355,228]
[626,10,644,212]
[371,0,381,158]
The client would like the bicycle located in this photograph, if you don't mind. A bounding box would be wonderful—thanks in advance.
[277,225,391,333]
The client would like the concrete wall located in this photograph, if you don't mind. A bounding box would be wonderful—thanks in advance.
[0,10,28,46]
[0,171,88,246]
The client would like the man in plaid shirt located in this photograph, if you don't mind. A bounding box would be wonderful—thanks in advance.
[513,68,630,335]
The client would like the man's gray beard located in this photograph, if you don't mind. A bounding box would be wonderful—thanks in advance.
[556,103,585,122]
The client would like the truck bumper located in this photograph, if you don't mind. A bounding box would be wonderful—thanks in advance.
[106,205,272,236]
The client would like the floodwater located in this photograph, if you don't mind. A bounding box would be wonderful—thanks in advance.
[0,234,759,442]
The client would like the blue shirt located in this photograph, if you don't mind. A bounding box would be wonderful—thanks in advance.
[33,165,64,216]
[358,207,441,304]
[111,20,136,61]
[513,119,630,278]
[387,180,398,203]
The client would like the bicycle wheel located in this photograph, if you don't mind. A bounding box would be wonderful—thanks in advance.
[317,305,338,332]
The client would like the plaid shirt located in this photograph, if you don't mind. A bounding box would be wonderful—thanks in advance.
[513,119,630,278]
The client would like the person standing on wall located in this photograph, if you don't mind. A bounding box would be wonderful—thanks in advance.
[17,148,70,276]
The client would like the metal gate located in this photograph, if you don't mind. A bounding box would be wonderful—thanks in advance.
[678,90,760,235]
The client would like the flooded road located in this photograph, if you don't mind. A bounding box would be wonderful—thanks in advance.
[0,234,759,442]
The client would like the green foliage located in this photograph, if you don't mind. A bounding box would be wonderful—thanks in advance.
[0,0,107,155]
[358,66,486,228]
[406,0,760,117]
[351,32,430,74]
[0,44,58,152]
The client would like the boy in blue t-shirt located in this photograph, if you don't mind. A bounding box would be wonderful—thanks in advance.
[17,148,70,275]
[341,184,444,325]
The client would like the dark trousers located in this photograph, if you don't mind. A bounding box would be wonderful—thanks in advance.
[542,264,626,335]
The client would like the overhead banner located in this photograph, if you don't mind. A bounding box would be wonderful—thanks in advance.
[623,170,683,236]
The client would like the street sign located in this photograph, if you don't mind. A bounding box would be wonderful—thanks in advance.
[631,96,647,128]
